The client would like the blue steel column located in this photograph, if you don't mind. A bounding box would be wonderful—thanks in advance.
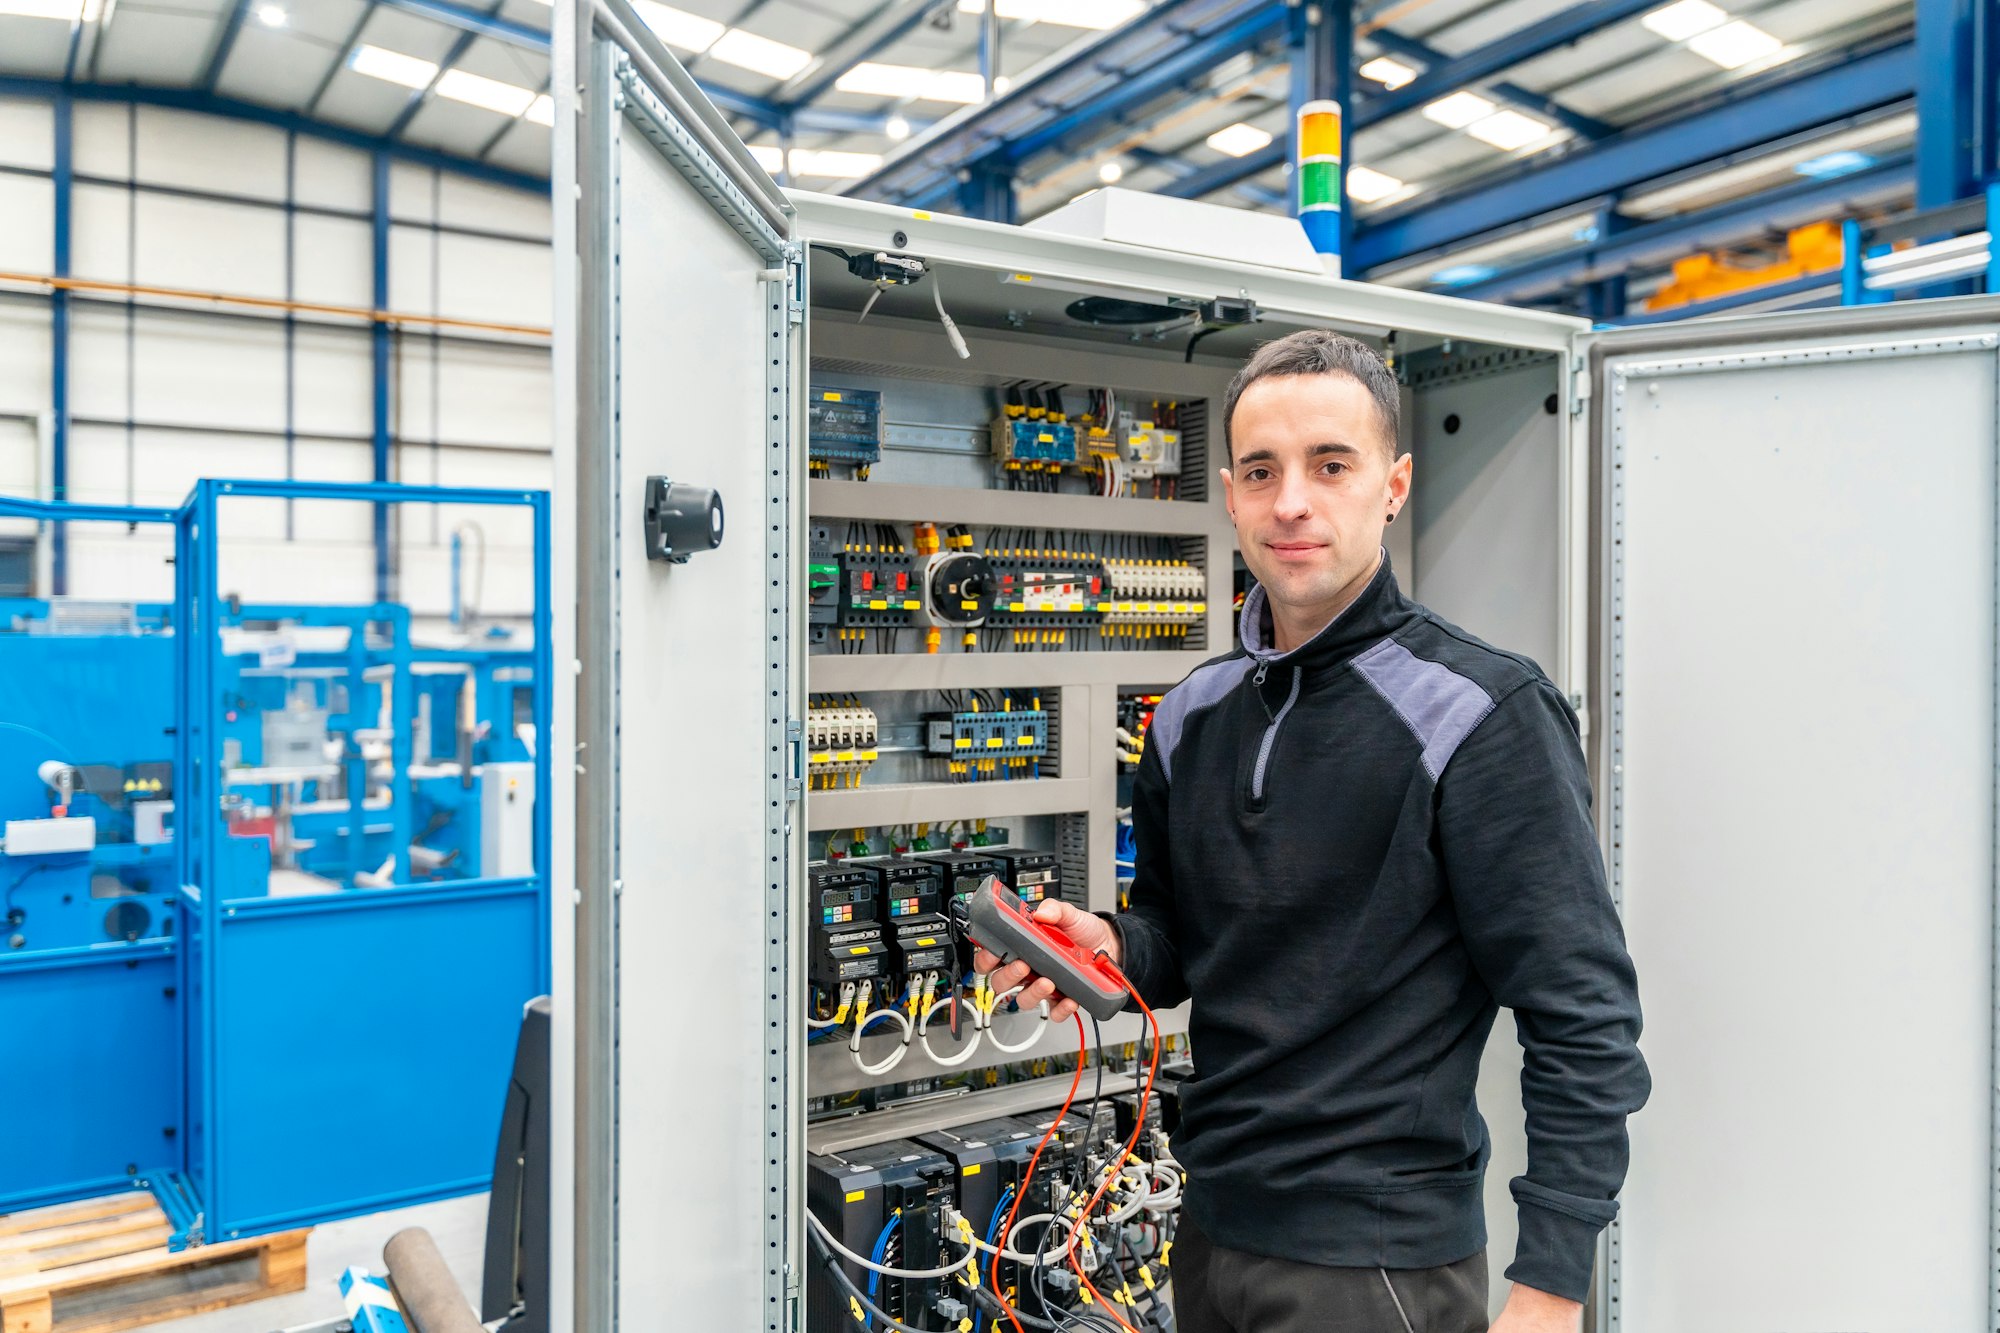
[1289,0,1352,251]
[51,92,72,593]
[371,153,392,602]
[1915,0,1982,206]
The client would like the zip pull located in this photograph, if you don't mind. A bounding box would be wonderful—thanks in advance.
[1251,661,1269,687]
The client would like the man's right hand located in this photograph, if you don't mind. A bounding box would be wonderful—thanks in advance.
[972,899,1122,1024]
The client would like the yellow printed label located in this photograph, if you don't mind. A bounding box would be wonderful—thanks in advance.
[845,1189,866,1203]
[1012,273,1033,282]
[869,599,889,609]
[986,737,1004,748]
[1118,602,1135,612]
[1038,433,1054,443]
[917,937,937,947]
[904,599,920,609]
[1140,602,1155,612]
[954,738,973,749]
[1019,734,1035,745]
[837,751,855,762]
[822,391,843,402]
[849,946,871,955]
[1193,602,1207,612]
[1009,602,1025,612]
[1139,421,1154,430]
[961,600,980,611]
[964,1164,983,1177]
[913,210,932,220]
[861,750,878,760]
[1064,601,1083,611]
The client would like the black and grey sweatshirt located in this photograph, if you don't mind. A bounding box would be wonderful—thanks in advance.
[1112,554,1648,1303]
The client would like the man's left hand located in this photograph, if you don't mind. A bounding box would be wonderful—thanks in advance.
[1489,1284,1582,1333]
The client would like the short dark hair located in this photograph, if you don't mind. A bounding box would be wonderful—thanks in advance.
[1222,329,1400,461]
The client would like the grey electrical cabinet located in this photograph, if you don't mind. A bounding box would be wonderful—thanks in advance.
[551,6,2000,1330]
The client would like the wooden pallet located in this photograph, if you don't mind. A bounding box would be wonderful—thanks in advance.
[0,1194,308,1333]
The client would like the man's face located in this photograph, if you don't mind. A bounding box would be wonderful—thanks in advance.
[1221,372,1412,623]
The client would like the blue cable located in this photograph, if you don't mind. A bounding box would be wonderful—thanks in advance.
[865,1210,900,1331]
[984,1184,1015,1286]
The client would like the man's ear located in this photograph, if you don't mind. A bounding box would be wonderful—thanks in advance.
[1219,465,1235,522]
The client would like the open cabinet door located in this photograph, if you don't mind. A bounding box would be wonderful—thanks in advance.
[1586,305,2000,1333]
[557,5,803,1328]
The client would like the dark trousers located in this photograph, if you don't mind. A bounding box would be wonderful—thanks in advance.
[1171,1213,1490,1333]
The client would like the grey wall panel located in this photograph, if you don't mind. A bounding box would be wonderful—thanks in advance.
[611,122,783,1327]
[1607,338,1997,1333]
[1410,359,1565,1316]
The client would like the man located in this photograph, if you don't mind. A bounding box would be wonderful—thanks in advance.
[978,330,1649,1333]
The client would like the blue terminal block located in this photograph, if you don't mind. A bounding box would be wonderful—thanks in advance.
[807,386,884,473]
[993,418,1079,467]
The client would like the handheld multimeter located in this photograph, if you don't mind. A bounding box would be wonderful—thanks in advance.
[962,876,1128,1022]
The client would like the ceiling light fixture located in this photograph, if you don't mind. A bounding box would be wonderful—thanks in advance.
[526,95,555,127]
[1357,56,1416,89]
[1343,165,1406,203]
[885,115,911,141]
[631,0,725,53]
[1098,160,1124,184]
[1465,108,1554,151]
[0,0,103,18]
[953,0,1144,29]
[435,69,538,117]
[1205,122,1273,157]
[706,28,813,79]
[1640,0,1727,42]
[748,144,786,173]
[349,44,441,90]
[837,62,984,104]
[255,4,286,26]
[1422,90,1496,129]
[1686,18,1786,68]
[787,149,884,179]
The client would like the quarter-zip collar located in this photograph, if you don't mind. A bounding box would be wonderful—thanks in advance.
[1239,549,1415,681]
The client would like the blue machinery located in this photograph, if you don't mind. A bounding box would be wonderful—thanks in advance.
[0,479,551,1249]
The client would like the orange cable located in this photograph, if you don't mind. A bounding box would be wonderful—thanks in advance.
[0,270,551,339]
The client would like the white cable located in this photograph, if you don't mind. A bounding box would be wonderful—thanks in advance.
[918,997,985,1067]
[850,1007,913,1076]
[804,1210,977,1281]
[982,986,1048,1054]
[931,271,971,359]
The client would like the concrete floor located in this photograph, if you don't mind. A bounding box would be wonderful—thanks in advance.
[146,1193,489,1333]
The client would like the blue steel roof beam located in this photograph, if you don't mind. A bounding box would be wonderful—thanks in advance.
[1156,139,1285,199]
[1352,0,1665,129]
[1447,153,1914,304]
[387,2,508,139]
[896,1,1290,207]
[370,0,905,134]
[844,0,1279,204]
[1126,144,1287,208]
[1362,28,1612,140]
[774,0,956,109]
[306,7,382,118]
[0,75,548,194]
[200,0,258,93]
[1006,5,1288,163]
[1348,38,1917,272]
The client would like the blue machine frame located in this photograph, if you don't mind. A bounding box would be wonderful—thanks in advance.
[0,480,552,1249]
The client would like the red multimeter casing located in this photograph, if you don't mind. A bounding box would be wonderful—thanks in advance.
[963,876,1128,1021]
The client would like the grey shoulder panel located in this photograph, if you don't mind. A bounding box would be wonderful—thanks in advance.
[1151,655,1255,783]
[1352,637,1498,781]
